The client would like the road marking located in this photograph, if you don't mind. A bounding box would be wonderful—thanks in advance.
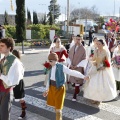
[33,86,120,116]
[25,94,102,120]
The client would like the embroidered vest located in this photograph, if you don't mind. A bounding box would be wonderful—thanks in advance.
[1,54,16,88]
[48,63,65,88]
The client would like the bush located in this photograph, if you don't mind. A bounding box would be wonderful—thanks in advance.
[28,24,60,39]
[3,24,61,40]
[4,25,16,39]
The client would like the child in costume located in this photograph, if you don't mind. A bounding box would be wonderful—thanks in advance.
[12,49,27,119]
[43,52,88,120]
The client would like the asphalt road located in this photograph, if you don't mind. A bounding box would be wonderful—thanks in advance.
[12,50,120,120]
[12,33,120,120]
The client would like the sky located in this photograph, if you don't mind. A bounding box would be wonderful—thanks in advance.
[0,0,120,18]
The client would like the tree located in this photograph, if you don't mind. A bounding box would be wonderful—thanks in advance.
[48,0,60,24]
[27,9,32,25]
[98,16,105,28]
[48,11,54,25]
[70,6,100,21]
[33,11,38,24]
[42,13,47,25]
[38,13,46,25]
[15,0,26,43]
[4,11,9,25]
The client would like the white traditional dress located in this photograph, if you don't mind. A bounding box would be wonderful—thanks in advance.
[112,48,120,90]
[84,49,117,102]
[112,49,120,81]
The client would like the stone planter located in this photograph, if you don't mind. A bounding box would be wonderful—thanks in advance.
[26,29,31,39]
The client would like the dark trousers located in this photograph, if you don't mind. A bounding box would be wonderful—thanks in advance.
[88,38,92,46]
[0,92,12,120]
[110,52,113,58]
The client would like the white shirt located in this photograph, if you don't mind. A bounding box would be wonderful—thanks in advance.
[69,40,75,50]
[0,58,24,87]
[50,63,85,81]
[46,63,85,90]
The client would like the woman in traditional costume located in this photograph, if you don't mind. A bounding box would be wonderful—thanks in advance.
[112,42,120,95]
[84,39,117,104]
[49,37,68,63]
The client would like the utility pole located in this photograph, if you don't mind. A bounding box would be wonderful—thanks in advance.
[53,3,55,24]
[65,7,67,21]
[67,0,69,38]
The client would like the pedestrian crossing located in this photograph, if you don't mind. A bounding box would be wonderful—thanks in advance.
[23,85,120,120]
[34,87,120,116]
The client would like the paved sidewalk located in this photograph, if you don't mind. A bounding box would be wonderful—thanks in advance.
[18,48,49,54]
[11,105,49,120]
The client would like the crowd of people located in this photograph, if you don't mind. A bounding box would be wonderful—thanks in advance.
[0,30,120,120]
[43,30,120,119]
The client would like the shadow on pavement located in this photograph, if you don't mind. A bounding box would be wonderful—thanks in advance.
[24,70,44,77]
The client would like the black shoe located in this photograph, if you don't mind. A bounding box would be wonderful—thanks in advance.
[18,111,26,119]
[72,83,75,87]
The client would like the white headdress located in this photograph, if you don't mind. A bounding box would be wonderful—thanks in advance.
[102,39,111,61]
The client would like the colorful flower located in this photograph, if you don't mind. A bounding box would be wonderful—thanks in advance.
[103,60,110,67]
[43,61,51,74]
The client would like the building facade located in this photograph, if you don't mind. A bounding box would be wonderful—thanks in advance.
[0,14,15,25]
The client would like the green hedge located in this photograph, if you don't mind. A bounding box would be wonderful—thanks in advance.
[4,25,16,38]
[29,24,60,39]
[4,24,61,40]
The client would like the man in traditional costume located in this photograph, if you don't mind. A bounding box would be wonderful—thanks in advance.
[43,52,88,120]
[68,35,87,101]
[0,38,24,120]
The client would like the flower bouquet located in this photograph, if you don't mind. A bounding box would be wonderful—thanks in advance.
[103,60,110,67]
[89,50,94,57]
[97,59,110,71]
[43,61,51,74]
